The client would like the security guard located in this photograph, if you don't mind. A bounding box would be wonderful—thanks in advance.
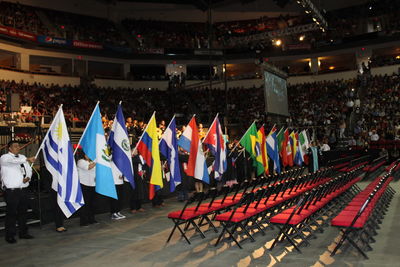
[0,140,35,244]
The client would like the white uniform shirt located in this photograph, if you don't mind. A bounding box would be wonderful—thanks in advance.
[111,161,124,185]
[0,152,33,189]
[77,159,96,187]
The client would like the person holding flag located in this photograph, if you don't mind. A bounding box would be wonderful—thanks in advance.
[38,106,84,233]
[108,103,135,219]
[76,149,98,226]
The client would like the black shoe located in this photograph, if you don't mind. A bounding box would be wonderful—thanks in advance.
[89,220,99,225]
[19,234,34,239]
[5,237,17,244]
[80,222,89,227]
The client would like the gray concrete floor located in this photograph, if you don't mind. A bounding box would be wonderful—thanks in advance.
[1,177,399,267]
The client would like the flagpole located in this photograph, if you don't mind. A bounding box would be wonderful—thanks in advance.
[74,101,100,155]
[268,124,277,136]
[159,114,176,145]
[201,113,218,144]
[133,111,156,151]
[30,105,63,167]
[228,120,256,157]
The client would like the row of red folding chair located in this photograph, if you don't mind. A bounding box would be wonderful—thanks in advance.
[363,155,387,180]
[268,169,362,253]
[330,173,395,259]
[386,159,400,179]
[166,166,325,245]
[213,168,334,248]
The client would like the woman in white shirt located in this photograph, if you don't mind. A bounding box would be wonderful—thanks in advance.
[76,150,97,226]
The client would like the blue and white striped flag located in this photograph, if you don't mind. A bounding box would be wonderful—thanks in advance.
[80,103,118,199]
[159,116,181,192]
[41,107,84,217]
[109,104,135,189]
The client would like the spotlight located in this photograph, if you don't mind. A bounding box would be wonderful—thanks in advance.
[299,35,305,41]
[274,39,282,46]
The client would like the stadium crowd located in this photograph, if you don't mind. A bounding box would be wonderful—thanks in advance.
[0,72,399,149]
[1,0,400,52]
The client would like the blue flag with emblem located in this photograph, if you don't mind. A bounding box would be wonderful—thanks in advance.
[79,103,117,199]
[109,103,135,189]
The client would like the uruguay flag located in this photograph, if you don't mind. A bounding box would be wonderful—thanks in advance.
[178,116,209,184]
[266,126,281,174]
[109,103,135,189]
[79,103,117,199]
[202,114,227,179]
[159,116,181,192]
[41,107,84,217]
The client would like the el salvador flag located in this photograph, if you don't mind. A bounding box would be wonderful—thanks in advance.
[41,107,84,218]
[109,104,135,189]
[80,103,118,199]
[159,116,181,192]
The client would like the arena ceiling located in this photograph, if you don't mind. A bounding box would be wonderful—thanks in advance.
[115,0,371,12]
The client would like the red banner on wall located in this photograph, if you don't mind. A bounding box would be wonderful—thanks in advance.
[72,40,103,50]
[0,25,37,42]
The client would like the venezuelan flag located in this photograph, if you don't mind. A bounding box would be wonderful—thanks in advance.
[137,112,163,199]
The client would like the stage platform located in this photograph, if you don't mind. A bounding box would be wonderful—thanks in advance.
[1,179,400,267]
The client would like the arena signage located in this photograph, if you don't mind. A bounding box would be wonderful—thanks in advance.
[37,35,69,45]
[72,40,103,50]
[0,25,37,42]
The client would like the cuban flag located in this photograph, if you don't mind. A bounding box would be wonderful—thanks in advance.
[266,126,281,174]
[41,106,84,217]
[202,114,227,179]
[178,116,209,184]
[108,103,135,189]
[79,103,117,199]
[159,116,181,192]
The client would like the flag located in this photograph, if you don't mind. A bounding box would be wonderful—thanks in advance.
[289,131,297,166]
[257,125,269,175]
[108,103,135,189]
[137,112,163,199]
[293,132,304,166]
[80,103,117,199]
[160,116,182,192]
[266,127,281,174]
[177,116,209,183]
[41,107,84,217]
[239,122,264,176]
[283,129,293,167]
[299,130,310,165]
[276,127,286,166]
[203,114,227,178]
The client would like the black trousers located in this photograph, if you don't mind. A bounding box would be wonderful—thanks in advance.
[80,185,96,224]
[51,189,65,228]
[4,188,29,238]
[151,191,164,207]
[130,198,142,210]
[109,184,124,214]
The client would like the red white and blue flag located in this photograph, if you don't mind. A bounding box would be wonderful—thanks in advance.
[202,114,227,179]
[178,116,209,184]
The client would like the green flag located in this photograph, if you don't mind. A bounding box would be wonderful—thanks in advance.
[276,127,284,153]
[239,122,264,176]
